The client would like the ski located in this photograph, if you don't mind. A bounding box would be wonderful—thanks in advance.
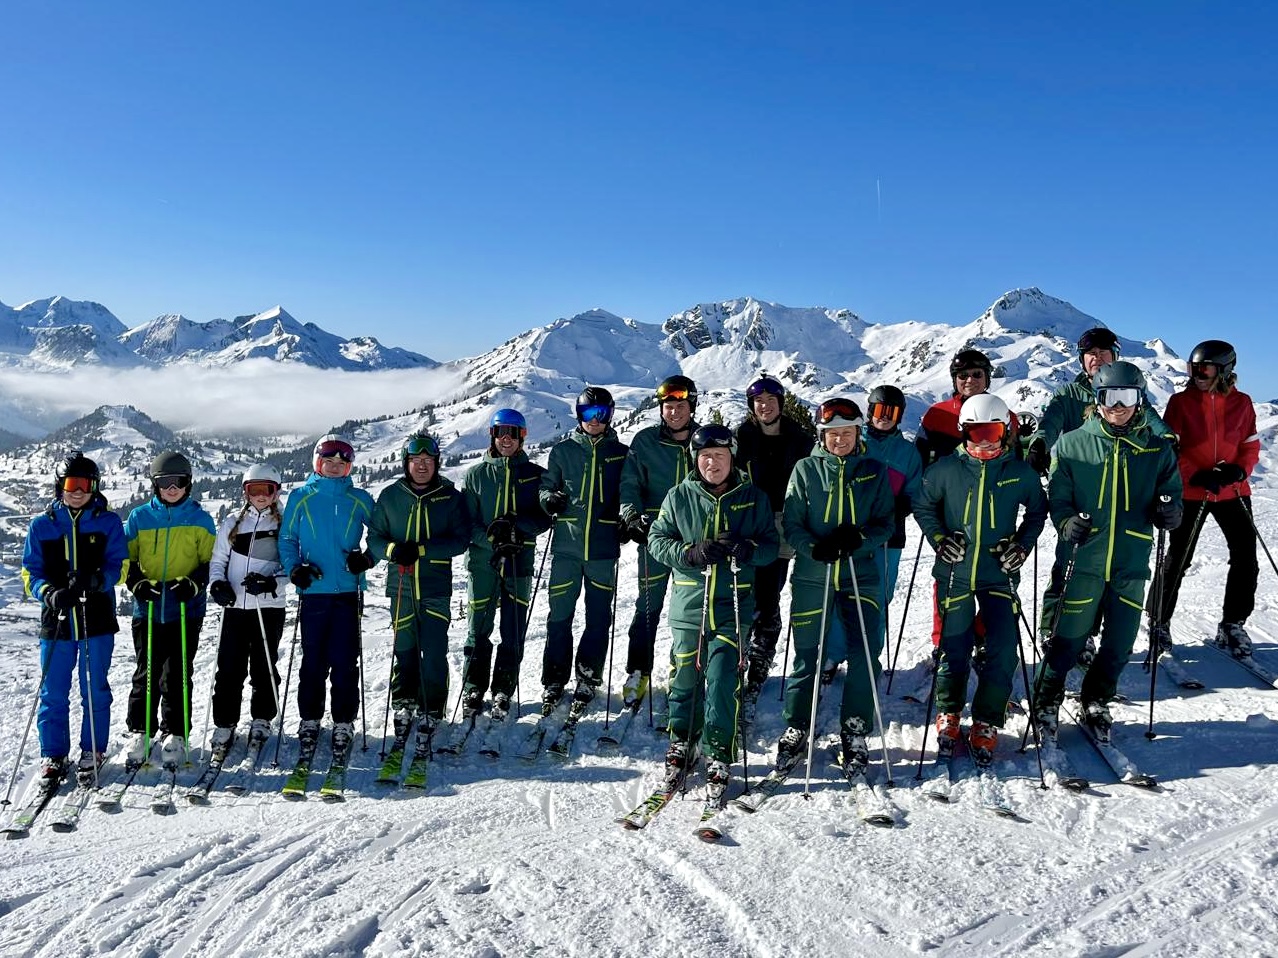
[97,762,146,810]
[223,738,268,796]
[281,737,319,800]
[434,714,478,757]
[618,767,689,830]
[843,768,896,827]
[318,734,353,802]
[47,777,97,832]
[375,741,408,786]
[730,751,804,814]
[184,749,231,805]
[517,695,572,762]
[1201,639,1278,690]
[547,697,592,761]
[3,770,66,838]
[1034,725,1090,791]
[966,751,1016,818]
[921,740,958,803]
[1157,652,1205,691]
[477,713,508,759]
[598,702,647,751]
[1061,702,1157,788]
[402,752,431,789]
[694,782,730,842]
[150,766,178,814]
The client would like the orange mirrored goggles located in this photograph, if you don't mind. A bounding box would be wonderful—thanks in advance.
[867,402,903,423]
[60,476,97,495]
[656,385,691,402]
[244,481,279,498]
[963,422,1006,445]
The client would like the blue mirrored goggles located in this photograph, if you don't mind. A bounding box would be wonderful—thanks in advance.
[577,404,613,424]
[403,436,440,457]
[1096,386,1141,409]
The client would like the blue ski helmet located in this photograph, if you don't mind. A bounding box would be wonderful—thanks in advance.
[490,408,528,438]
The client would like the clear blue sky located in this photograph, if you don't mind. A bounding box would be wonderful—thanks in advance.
[3,3,1277,397]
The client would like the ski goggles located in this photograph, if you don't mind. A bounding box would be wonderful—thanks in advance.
[1096,386,1141,409]
[153,474,190,490]
[1078,329,1119,353]
[867,401,903,424]
[490,424,525,440]
[655,383,692,402]
[962,422,1006,445]
[1190,362,1219,378]
[403,435,440,457]
[243,481,279,498]
[692,424,734,450]
[59,476,97,495]
[315,439,355,462]
[576,403,613,424]
[816,399,863,427]
[746,379,784,400]
[954,368,987,382]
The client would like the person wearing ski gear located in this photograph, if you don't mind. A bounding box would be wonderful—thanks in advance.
[915,394,1047,760]
[123,450,217,766]
[647,424,778,786]
[1032,361,1182,742]
[1151,340,1260,657]
[539,388,629,711]
[862,384,924,637]
[21,452,128,781]
[616,376,700,708]
[279,434,375,754]
[206,464,287,755]
[462,410,552,721]
[734,374,815,696]
[915,350,1022,468]
[774,399,895,772]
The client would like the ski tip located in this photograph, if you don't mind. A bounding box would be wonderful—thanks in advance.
[862,814,895,828]
[696,828,723,843]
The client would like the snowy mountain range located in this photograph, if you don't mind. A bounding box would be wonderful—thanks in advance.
[0,296,436,370]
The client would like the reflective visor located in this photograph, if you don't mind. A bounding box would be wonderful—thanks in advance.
[153,474,190,490]
[867,401,902,424]
[404,435,440,457]
[963,422,1006,445]
[244,481,279,498]
[656,385,690,402]
[316,439,355,462]
[490,424,525,440]
[746,379,784,399]
[577,403,612,423]
[1096,386,1141,409]
[816,399,861,425]
[60,476,96,494]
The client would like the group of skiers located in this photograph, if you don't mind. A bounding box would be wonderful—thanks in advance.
[19,328,1263,804]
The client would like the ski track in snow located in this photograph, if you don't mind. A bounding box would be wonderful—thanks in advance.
[3,498,1278,957]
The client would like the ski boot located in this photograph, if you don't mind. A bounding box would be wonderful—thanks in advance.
[1080,701,1113,744]
[968,721,998,766]
[540,684,565,716]
[1217,621,1253,658]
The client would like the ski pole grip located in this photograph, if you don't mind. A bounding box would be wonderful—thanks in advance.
[1159,495,1171,503]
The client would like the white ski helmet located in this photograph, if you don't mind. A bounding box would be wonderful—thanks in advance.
[958,393,1011,428]
[958,394,1012,460]
[242,463,283,487]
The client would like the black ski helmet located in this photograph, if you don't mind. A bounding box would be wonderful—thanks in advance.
[1077,327,1121,358]
[575,386,615,424]
[1189,339,1237,379]
[867,384,906,412]
[949,349,993,382]
[54,451,100,499]
[656,375,698,412]
[1092,360,1147,392]
[690,423,737,458]
[150,450,192,479]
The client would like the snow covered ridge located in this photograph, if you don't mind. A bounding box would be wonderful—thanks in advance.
[0,297,436,371]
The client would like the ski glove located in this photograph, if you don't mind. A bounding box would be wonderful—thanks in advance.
[169,577,200,603]
[290,563,321,590]
[72,570,105,593]
[833,524,864,556]
[1150,498,1183,531]
[684,538,731,568]
[992,537,1027,573]
[811,537,843,564]
[936,533,966,564]
[727,537,756,565]
[622,513,653,545]
[1188,468,1222,493]
[1061,514,1092,545]
[44,586,79,612]
[242,572,278,597]
[1026,438,1050,477]
[130,579,163,604]
[209,580,236,607]
[345,550,376,574]
[543,490,570,515]
[388,541,421,567]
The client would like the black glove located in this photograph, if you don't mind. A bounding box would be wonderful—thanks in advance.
[1214,463,1246,486]
[242,572,278,597]
[290,563,321,590]
[345,550,376,574]
[622,514,652,545]
[543,490,570,515]
[1188,468,1222,494]
[684,539,731,568]
[131,579,162,604]
[388,541,420,567]
[1026,438,1050,477]
[209,580,236,607]
[937,532,966,564]
[1151,498,1183,531]
[811,537,842,564]
[727,538,756,565]
[44,587,80,612]
[169,577,200,603]
[74,570,105,592]
[1061,514,1092,545]
[992,537,1027,573]
[833,525,864,556]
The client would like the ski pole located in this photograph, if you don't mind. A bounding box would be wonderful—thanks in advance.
[848,553,893,786]
[914,542,959,781]
[74,582,102,789]
[145,601,155,766]
[602,557,619,731]
[802,563,834,798]
[2,634,57,807]
[683,563,714,796]
[1239,496,1278,579]
[380,569,407,758]
[880,546,891,675]
[640,546,655,728]
[253,599,281,735]
[180,600,192,766]
[357,591,368,751]
[199,606,225,758]
[777,619,793,701]
[730,557,750,794]
[1003,574,1047,788]
[885,536,924,692]
[1155,499,1209,630]
[1144,497,1171,740]
[272,605,301,768]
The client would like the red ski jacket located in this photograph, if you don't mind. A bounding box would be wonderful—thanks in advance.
[1163,385,1260,502]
